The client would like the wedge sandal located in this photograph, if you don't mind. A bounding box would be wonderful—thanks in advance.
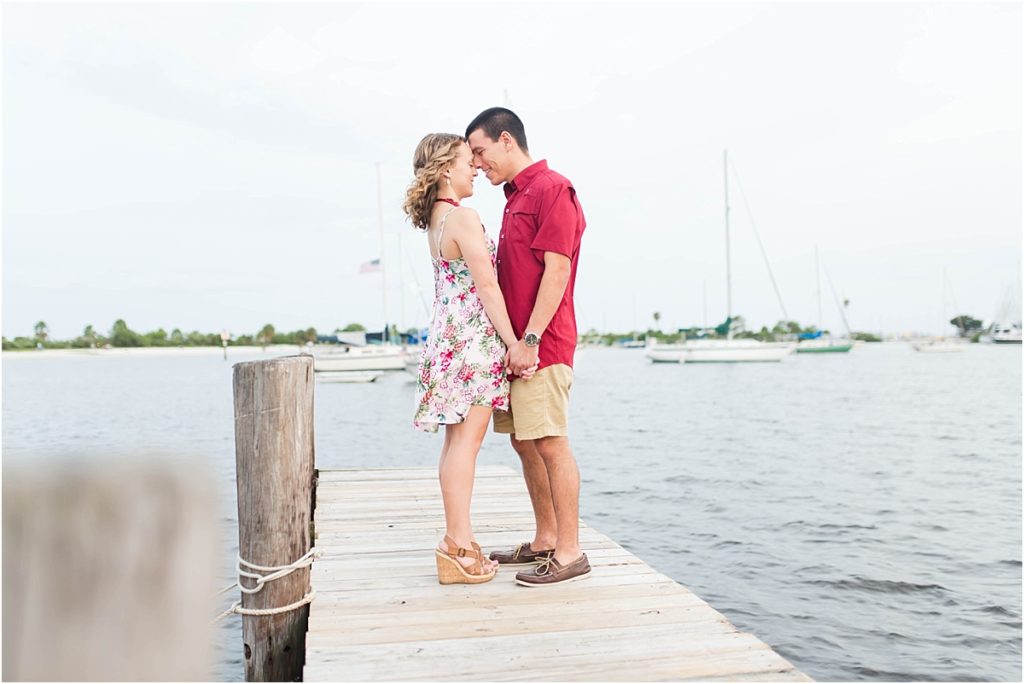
[435,534,496,585]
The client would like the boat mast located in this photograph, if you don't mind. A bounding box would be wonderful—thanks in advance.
[702,279,708,331]
[939,267,948,337]
[823,266,852,337]
[723,149,733,339]
[376,162,389,341]
[815,245,823,332]
[398,232,405,335]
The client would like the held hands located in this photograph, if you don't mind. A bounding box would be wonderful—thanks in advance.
[506,339,540,379]
[503,349,538,379]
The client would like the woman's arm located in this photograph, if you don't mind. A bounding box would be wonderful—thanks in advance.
[444,209,518,348]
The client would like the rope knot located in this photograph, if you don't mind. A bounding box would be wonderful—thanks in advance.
[214,547,322,623]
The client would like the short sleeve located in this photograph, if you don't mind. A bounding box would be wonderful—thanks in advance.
[529,184,580,259]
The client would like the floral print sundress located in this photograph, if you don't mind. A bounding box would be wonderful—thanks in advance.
[413,207,510,432]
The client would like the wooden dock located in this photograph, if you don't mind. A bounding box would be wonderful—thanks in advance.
[304,465,811,682]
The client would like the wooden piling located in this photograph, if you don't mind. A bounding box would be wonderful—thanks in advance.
[233,355,316,682]
[2,457,217,681]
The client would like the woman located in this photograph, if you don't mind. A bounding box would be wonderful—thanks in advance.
[402,133,532,585]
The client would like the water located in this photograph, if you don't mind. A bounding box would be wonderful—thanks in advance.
[2,343,1020,681]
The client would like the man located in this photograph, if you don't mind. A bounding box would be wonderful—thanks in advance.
[465,107,589,587]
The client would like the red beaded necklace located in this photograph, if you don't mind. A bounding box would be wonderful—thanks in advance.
[435,197,460,207]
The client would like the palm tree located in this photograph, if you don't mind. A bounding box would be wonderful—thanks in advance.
[258,324,275,351]
[34,321,49,344]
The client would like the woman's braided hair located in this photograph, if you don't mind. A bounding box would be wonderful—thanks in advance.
[402,133,465,232]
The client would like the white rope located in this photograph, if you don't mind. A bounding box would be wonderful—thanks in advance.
[215,590,318,623]
[214,547,323,623]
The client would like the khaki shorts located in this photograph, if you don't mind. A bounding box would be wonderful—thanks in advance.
[492,363,573,440]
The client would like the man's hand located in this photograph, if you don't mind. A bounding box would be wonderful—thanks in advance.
[504,347,538,380]
[508,339,539,376]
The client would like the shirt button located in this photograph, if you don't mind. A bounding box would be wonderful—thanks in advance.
[505,209,509,213]
[497,259,501,265]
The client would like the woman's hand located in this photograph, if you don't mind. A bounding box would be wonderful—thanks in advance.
[519,363,539,380]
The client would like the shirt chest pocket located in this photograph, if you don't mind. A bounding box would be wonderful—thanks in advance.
[506,196,542,247]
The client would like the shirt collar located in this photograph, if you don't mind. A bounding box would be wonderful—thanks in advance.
[503,159,548,199]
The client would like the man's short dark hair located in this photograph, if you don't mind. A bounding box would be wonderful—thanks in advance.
[465,107,529,153]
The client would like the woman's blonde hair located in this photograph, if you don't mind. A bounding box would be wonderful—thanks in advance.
[402,133,465,232]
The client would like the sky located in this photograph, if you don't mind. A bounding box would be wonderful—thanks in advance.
[3,1,1021,340]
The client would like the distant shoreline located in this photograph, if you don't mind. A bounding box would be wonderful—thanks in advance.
[1,345,305,360]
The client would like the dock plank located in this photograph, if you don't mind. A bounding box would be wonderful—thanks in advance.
[304,467,810,682]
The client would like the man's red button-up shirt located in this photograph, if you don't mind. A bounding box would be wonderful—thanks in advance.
[496,160,586,372]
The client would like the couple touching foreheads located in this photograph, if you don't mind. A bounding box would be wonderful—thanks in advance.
[401,108,588,588]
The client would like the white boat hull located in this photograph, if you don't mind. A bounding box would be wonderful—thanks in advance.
[647,340,795,363]
[645,347,687,363]
[316,371,383,383]
[685,342,795,363]
[313,346,407,372]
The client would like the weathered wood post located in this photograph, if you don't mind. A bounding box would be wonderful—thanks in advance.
[233,355,316,682]
[2,457,217,680]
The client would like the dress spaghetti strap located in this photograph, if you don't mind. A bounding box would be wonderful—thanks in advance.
[435,207,459,256]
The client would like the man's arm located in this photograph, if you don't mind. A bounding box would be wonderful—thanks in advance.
[507,251,571,373]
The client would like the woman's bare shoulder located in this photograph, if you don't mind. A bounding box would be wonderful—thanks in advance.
[446,206,481,224]
[444,207,484,235]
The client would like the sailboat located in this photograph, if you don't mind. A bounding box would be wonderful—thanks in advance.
[910,268,966,353]
[313,343,408,371]
[646,150,795,363]
[991,322,1022,344]
[989,270,1022,344]
[796,247,853,353]
[313,163,409,372]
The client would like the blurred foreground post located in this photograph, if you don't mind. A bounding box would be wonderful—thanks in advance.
[2,458,217,680]
[233,355,316,682]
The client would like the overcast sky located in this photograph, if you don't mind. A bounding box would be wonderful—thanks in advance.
[3,1,1021,340]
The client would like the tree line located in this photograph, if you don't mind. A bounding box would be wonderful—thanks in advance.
[580,312,989,346]
[2,320,367,351]
[2,313,989,352]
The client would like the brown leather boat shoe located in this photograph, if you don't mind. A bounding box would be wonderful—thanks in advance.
[515,553,591,587]
[489,542,554,566]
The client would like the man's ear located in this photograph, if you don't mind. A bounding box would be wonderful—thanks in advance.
[500,131,514,149]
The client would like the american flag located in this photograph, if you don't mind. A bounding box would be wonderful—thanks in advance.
[358,258,381,274]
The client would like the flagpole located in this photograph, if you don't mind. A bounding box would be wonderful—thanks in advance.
[376,162,389,341]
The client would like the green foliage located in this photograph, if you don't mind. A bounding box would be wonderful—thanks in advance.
[281,328,317,345]
[9,316,891,351]
[142,328,168,347]
[110,319,142,347]
[950,314,983,337]
[851,331,881,342]
[71,325,101,348]
[257,324,275,349]
[772,320,805,335]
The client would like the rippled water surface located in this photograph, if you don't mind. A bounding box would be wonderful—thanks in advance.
[3,343,1021,681]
